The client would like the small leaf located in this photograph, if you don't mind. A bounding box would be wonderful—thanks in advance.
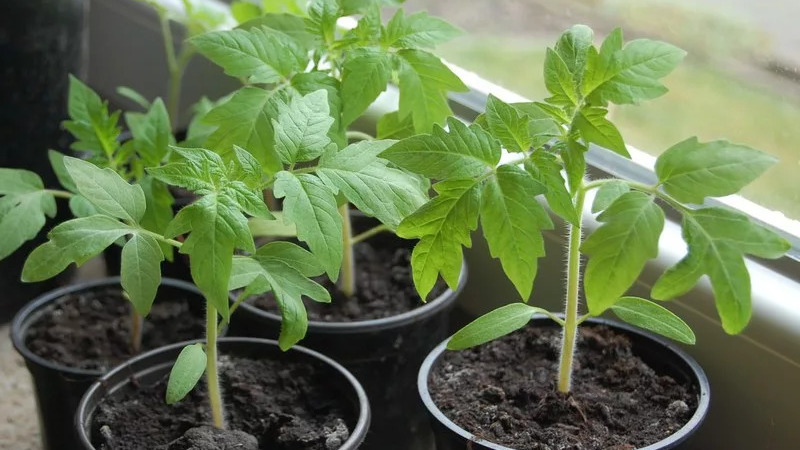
[611,297,695,344]
[0,169,56,260]
[166,343,207,404]
[543,48,578,107]
[591,180,630,213]
[249,214,297,237]
[48,150,78,193]
[382,9,461,49]
[381,118,500,180]
[447,303,547,350]
[272,89,334,164]
[340,49,392,127]
[63,75,121,157]
[255,241,325,277]
[573,106,628,157]
[116,86,151,110]
[655,137,778,204]
[121,233,164,316]
[126,98,173,167]
[484,95,531,152]
[582,192,664,315]
[377,111,415,139]
[63,157,146,223]
[554,24,594,90]
[524,153,578,225]
[561,141,586,194]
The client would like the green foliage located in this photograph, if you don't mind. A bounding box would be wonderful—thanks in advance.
[447,303,549,350]
[166,343,207,404]
[611,297,695,344]
[0,170,56,260]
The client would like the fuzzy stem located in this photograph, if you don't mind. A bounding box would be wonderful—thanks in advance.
[130,309,143,354]
[345,130,375,142]
[44,189,74,199]
[339,203,356,297]
[557,190,585,394]
[206,305,225,429]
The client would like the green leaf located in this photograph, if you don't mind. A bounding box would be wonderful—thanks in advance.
[239,13,319,51]
[203,86,286,175]
[611,297,695,344]
[306,0,340,42]
[0,169,56,260]
[524,153,579,225]
[395,49,468,132]
[480,165,552,300]
[484,95,531,152]
[655,137,778,204]
[183,96,218,147]
[68,196,98,218]
[377,111,416,139]
[561,141,586,194]
[273,171,342,280]
[317,140,428,228]
[255,241,325,277]
[340,48,392,127]
[116,86,151,110]
[582,192,665,314]
[22,215,133,282]
[63,75,121,157]
[63,157,146,223]
[652,207,789,333]
[543,48,578,107]
[189,26,305,84]
[382,9,461,49]
[249,213,297,237]
[397,178,480,299]
[447,303,547,350]
[554,24,594,90]
[126,98,173,167]
[291,72,345,147]
[231,0,262,23]
[166,343,207,404]
[591,179,630,213]
[47,150,78,193]
[121,233,164,316]
[573,106,628,157]
[381,118,500,180]
[272,89,334,164]
[585,35,686,105]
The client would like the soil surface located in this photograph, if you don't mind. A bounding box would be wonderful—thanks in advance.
[251,240,447,321]
[430,325,697,449]
[92,354,355,450]
[25,287,205,371]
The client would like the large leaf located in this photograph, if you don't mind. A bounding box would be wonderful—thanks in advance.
[190,26,305,84]
[273,171,342,280]
[121,233,164,316]
[22,215,133,282]
[652,207,789,334]
[395,49,467,133]
[381,117,500,180]
[611,296,695,344]
[447,303,548,350]
[63,157,146,223]
[397,178,481,299]
[317,140,428,228]
[340,48,392,127]
[255,241,325,277]
[272,89,334,164]
[0,169,56,260]
[581,191,664,314]
[382,9,461,49]
[655,137,777,204]
[480,165,552,300]
[166,343,207,404]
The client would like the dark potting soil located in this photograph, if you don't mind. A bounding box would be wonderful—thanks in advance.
[251,240,447,321]
[430,325,697,449]
[92,355,354,450]
[25,287,205,371]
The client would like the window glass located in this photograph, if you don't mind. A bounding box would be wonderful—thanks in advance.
[405,0,800,221]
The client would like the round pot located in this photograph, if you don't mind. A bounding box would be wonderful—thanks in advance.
[75,337,371,449]
[11,277,205,450]
[418,316,711,450]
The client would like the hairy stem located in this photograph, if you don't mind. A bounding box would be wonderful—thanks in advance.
[557,189,585,394]
[206,305,225,428]
[125,291,143,354]
[339,203,356,297]
[345,130,375,142]
[44,189,74,199]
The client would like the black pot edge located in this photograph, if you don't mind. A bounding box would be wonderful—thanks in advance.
[236,261,468,334]
[74,337,371,450]
[10,276,203,378]
[417,315,712,450]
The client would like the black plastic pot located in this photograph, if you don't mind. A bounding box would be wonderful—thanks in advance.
[75,337,371,449]
[10,277,205,450]
[229,232,466,449]
[419,316,711,450]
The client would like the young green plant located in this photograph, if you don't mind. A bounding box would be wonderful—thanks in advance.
[381,25,791,393]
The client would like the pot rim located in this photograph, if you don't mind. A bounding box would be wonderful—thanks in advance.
[10,276,204,377]
[75,336,371,450]
[236,262,467,334]
[417,314,711,450]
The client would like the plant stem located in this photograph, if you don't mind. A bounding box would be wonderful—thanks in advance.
[351,224,389,244]
[205,305,225,429]
[557,189,585,394]
[129,305,143,354]
[44,189,74,199]
[345,130,375,142]
[338,203,356,297]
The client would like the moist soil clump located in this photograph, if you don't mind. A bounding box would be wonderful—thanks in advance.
[91,355,354,450]
[252,240,447,321]
[26,287,204,371]
[430,325,697,449]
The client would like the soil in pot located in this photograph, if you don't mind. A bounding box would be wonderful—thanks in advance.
[25,286,205,371]
[90,354,356,450]
[250,239,447,320]
[429,324,697,449]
